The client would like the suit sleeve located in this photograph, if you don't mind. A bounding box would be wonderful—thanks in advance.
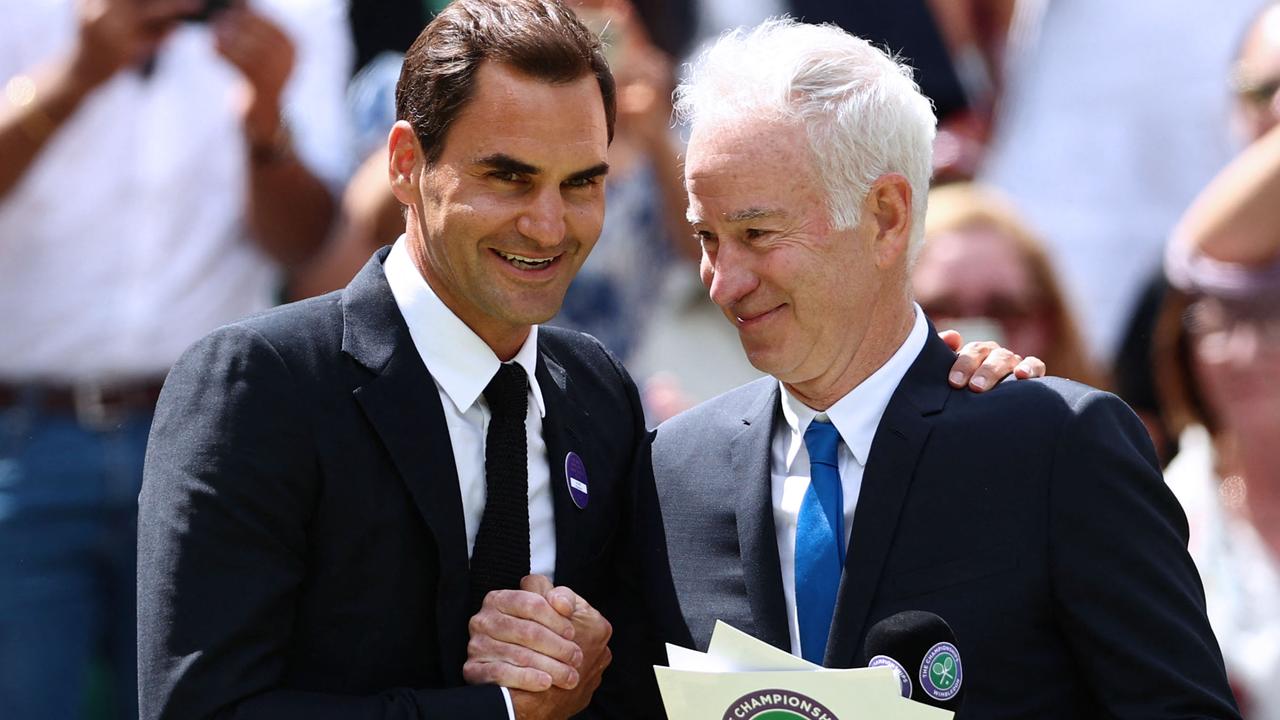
[137,326,507,720]
[571,346,674,719]
[1047,390,1241,719]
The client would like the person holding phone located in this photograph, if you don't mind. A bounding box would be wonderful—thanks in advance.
[0,1,351,718]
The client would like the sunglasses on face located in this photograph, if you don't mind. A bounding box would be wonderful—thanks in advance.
[1185,298,1280,349]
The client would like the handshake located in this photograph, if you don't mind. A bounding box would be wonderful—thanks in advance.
[465,576,614,720]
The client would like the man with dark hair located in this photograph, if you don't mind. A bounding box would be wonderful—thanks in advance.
[137,1,1033,718]
[138,2,634,718]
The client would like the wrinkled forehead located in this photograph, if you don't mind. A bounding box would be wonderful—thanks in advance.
[685,119,816,190]
[448,63,609,169]
[684,118,832,227]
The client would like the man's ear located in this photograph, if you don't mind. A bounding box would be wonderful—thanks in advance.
[388,121,425,206]
[867,173,912,269]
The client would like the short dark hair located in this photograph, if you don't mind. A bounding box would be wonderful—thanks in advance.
[396,0,617,164]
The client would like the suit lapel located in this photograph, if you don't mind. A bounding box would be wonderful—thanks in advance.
[732,382,791,652]
[825,328,955,667]
[535,347,594,586]
[341,249,472,681]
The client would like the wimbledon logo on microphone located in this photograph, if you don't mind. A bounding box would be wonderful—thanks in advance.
[920,641,963,702]
[722,689,839,720]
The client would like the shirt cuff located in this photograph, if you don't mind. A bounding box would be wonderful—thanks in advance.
[502,686,516,720]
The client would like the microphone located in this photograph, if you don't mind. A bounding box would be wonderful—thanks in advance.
[862,610,965,711]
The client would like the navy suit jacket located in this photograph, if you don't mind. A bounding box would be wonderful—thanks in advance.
[138,249,662,719]
[649,327,1241,719]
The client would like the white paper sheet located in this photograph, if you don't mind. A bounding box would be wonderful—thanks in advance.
[654,620,955,720]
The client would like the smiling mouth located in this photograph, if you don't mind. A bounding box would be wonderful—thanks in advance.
[735,305,782,326]
[494,249,558,270]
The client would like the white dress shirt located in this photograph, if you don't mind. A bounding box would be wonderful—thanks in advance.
[0,0,352,382]
[385,237,557,578]
[771,305,928,658]
[386,238,555,719]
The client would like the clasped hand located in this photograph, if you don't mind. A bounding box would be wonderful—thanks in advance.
[465,575,613,720]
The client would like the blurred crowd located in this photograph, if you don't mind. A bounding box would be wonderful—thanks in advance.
[1,0,1278,718]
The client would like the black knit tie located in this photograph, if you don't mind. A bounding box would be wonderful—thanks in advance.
[469,363,530,612]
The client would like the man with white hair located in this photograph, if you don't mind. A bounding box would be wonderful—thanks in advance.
[646,19,1240,718]
[471,17,1242,719]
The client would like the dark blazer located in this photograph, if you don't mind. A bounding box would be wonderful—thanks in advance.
[650,328,1241,719]
[138,249,660,719]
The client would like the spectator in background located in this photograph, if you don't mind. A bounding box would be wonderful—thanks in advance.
[550,0,692,360]
[1155,266,1280,720]
[286,49,406,300]
[915,183,1103,388]
[1112,0,1280,468]
[1156,4,1280,715]
[0,1,351,718]
[980,0,1260,365]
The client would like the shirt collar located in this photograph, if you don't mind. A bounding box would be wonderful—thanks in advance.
[384,236,546,417]
[779,304,929,469]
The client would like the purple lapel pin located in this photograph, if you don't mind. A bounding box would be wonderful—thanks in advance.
[565,452,589,509]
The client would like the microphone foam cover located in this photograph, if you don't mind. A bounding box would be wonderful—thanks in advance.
[862,610,964,710]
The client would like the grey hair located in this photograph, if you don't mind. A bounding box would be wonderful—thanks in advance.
[675,18,937,258]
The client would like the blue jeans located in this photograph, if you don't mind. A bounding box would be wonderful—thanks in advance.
[0,400,150,720]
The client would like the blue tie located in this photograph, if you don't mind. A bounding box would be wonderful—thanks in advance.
[795,418,845,665]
